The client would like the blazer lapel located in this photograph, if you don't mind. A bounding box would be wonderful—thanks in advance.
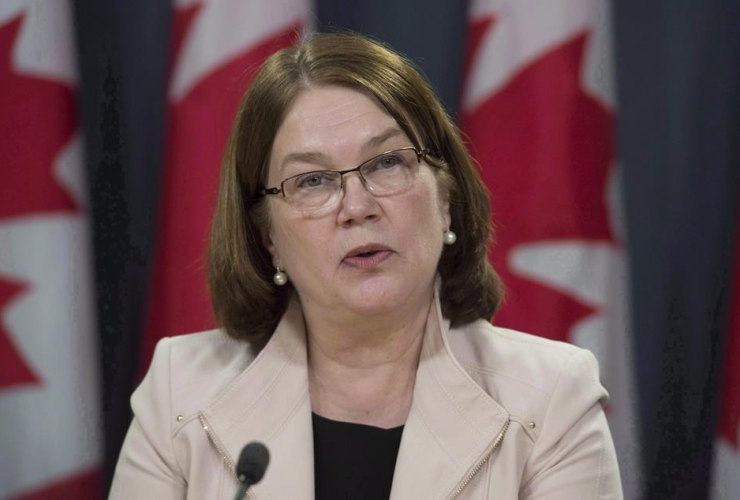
[201,298,315,500]
[199,286,508,500]
[390,292,510,500]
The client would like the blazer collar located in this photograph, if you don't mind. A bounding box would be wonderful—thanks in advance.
[389,288,509,500]
[201,285,509,500]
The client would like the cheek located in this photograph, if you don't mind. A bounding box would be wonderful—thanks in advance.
[412,182,448,233]
[273,222,304,262]
[398,190,447,255]
[268,204,302,261]
[270,210,331,273]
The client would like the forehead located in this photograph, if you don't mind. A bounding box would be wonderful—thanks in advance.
[268,86,405,175]
[280,85,394,136]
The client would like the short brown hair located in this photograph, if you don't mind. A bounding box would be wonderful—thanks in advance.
[208,31,503,343]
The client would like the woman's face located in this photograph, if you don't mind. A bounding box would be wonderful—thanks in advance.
[266,85,450,318]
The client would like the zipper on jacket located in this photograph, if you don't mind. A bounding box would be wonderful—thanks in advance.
[447,418,510,500]
[199,413,256,500]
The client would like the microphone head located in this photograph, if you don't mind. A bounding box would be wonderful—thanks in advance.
[236,441,270,486]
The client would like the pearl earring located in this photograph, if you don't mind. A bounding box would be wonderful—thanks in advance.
[273,265,288,286]
[443,229,457,245]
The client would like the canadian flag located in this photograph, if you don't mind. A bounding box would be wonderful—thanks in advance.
[711,214,740,499]
[0,1,102,499]
[460,0,640,498]
[139,0,308,377]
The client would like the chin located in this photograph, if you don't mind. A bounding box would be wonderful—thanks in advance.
[341,275,422,317]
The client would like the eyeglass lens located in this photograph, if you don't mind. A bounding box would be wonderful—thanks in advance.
[282,148,420,210]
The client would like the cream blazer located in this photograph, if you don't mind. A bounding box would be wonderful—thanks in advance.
[110,289,623,499]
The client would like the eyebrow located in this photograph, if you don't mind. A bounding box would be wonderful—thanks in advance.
[278,127,407,176]
[362,127,406,153]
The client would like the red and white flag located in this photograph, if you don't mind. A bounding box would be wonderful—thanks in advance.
[460,0,640,497]
[711,216,740,499]
[0,1,102,498]
[140,0,308,377]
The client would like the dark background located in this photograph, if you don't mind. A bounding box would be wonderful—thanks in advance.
[71,1,740,498]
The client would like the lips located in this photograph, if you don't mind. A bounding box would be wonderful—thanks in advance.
[342,244,394,269]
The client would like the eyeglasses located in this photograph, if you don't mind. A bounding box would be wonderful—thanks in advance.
[258,147,435,211]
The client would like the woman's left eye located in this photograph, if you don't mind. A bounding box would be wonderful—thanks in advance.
[372,154,402,171]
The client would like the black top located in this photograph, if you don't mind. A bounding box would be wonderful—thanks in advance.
[312,412,404,500]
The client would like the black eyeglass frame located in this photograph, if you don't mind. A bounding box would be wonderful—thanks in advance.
[256,147,435,201]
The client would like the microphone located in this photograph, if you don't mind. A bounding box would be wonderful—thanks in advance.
[233,441,270,500]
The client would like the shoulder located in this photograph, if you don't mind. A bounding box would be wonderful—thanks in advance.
[447,320,607,430]
[132,329,258,422]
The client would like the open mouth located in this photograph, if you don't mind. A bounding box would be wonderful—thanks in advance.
[343,245,393,268]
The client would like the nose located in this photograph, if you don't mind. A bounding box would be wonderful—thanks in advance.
[337,171,380,226]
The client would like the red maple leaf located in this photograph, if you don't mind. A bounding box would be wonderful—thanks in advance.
[0,275,40,390]
[139,5,302,377]
[461,18,616,341]
[0,15,78,220]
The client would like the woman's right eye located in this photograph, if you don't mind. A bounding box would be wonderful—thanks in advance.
[295,172,335,190]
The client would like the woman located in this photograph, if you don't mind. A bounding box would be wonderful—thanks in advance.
[110,32,623,499]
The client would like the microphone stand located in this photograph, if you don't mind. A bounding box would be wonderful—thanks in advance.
[233,480,249,500]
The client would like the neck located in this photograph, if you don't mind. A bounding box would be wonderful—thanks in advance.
[303,293,432,429]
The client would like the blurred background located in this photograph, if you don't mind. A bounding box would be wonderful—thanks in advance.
[0,0,738,498]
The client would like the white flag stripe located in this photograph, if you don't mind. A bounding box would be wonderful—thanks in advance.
[580,0,616,108]
[713,439,740,499]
